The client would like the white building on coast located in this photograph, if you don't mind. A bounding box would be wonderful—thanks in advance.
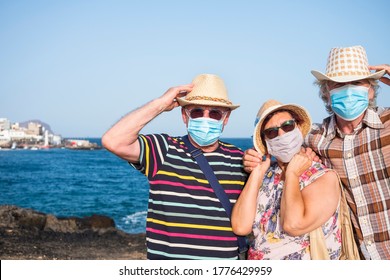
[0,118,62,148]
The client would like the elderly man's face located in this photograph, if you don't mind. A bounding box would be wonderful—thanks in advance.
[327,79,370,91]
[184,105,230,121]
[181,105,231,127]
[326,79,374,100]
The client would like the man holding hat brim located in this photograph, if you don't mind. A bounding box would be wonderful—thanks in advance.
[102,74,247,260]
[232,99,342,260]
[308,46,390,260]
[243,46,390,260]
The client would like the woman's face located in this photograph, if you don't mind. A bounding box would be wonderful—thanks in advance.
[263,111,298,140]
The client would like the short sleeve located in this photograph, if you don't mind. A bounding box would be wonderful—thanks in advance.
[129,133,169,179]
[299,162,328,190]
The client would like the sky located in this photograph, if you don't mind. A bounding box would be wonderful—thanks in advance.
[1,0,389,138]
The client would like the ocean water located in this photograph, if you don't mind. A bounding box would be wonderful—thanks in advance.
[0,137,252,234]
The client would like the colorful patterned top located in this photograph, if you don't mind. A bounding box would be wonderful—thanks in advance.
[248,162,341,260]
[131,134,247,260]
[306,107,390,260]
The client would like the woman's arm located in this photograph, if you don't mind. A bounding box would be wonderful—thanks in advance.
[280,153,340,236]
[231,155,271,235]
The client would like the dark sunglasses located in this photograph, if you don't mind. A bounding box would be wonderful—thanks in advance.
[262,119,296,139]
[186,107,228,121]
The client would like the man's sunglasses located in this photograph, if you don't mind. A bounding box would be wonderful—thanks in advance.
[262,119,296,139]
[186,108,228,121]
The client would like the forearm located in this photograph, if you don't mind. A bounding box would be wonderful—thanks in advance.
[102,98,166,162]
[231,169,264,235]
[280,172,305,235]
[102,84,193,162]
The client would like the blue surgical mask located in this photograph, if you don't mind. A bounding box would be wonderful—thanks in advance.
[187,117,223,147]
[330,84,369,121]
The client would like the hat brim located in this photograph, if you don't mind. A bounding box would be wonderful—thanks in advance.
[177,97,240,110]
[311,69,386,83]
[253,104,312,155]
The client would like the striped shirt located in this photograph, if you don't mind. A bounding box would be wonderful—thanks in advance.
[131,134,247,260]
[306,107,390,259]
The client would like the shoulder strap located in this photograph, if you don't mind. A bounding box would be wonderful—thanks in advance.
[309,170,360,260]
[336,173,360,260]
[182,135,248,256]
[183,136,233,215]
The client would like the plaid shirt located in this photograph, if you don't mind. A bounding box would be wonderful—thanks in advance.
[306,107,390,260]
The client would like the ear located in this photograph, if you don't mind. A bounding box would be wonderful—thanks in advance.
[368,85,375,100]
[223,111,231,127]
[324,82,331,104]
[181,107,188,126]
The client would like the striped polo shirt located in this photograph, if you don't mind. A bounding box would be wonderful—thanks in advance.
[306,107,390,259]
[131,133,247,260]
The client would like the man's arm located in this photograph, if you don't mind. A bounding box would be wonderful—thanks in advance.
[102,84,193,163]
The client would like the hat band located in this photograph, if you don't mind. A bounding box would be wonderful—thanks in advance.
[186,96,233,105]
[327,70,371,77]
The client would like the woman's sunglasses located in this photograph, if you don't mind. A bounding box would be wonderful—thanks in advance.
[186,108,228,121]
[262,119,296,139]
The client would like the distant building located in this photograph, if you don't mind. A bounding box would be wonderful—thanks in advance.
[0,118,11,131]
[51,135,62,146]
[11,122,20,130]
[27,122,42,136]
[0,118,63,148]
[65,139,100,150]
[9,130,27,140]
[0,130,11,147]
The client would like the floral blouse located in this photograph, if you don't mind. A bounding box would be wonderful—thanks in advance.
[248,162,342,260]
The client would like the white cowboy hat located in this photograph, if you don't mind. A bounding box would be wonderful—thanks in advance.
[311,45,385,83]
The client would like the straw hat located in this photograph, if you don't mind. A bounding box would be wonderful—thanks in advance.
[253,100,312,154]
[311,45,385,83]
[177,74,239,110]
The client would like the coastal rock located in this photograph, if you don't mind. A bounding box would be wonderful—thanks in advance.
[0,205,147,260]
[0,205,46,230]
[0,205,116,233]
[75,214,116,230]
[44,215,78,233]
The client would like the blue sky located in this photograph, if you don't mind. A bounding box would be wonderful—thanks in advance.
[1,0,389,138]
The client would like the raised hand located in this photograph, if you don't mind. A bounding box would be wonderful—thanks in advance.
[369,64,390,86]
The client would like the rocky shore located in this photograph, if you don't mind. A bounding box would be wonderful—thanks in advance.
[0,205,146,260]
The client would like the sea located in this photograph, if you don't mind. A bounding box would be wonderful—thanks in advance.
[0,137,252,234]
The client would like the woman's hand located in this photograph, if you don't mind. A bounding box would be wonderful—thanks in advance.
[286,151,312,178]
[301,147,321,163]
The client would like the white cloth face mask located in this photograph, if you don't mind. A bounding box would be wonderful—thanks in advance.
[265,127,304,163]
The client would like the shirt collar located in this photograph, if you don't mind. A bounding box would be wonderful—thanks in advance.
[362,107,385,129]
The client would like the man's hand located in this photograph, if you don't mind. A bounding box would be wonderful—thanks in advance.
[369,64,390,86]
[243,148,263,173]
[159,84,194,112]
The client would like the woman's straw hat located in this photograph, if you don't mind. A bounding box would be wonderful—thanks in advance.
[177,74,239,110]
[311,45,385,83]
[253,100,312,154]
